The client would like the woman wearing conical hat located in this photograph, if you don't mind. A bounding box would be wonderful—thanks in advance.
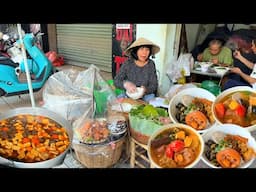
[114,37,160,102]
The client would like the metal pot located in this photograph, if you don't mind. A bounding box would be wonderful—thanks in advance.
[0,107,73,168]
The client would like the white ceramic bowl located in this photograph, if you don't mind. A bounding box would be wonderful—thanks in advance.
[168,87,216,134]
[126,87,144,100]
[147,123,204,168]
[201,123,256,168]
[214,66,229,76]
[212,86,256,132]
[199,62,213,72]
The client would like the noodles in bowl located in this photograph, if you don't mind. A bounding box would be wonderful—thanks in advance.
[147,123,204,168]
[201,124,256,168]
[168,87,216,134]
[213,86,256,131]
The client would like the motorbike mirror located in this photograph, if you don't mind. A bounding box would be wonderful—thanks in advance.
[33,30,43,36]
[3,34,9,41]
[36,32,44,37]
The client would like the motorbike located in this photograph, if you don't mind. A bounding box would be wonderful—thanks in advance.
[0,32,14,58]
[0,32,55,96]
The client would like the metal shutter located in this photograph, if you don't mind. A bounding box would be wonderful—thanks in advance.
[56,24,112,72]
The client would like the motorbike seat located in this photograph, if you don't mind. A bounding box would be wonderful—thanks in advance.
[0,56,8,60]
[0,57,19,68]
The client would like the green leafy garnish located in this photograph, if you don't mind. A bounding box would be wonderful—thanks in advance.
[214,140,230,152]
[130,104,169,125]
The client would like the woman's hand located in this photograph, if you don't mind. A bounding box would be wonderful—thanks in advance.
[197,53,203,61]
[141,86,146,95]
[229,67,242,75]
[123,81,136,93]
[233,50,242,59]
[211,57,219,65]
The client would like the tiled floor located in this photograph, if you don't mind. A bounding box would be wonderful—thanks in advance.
[0,89,44,113]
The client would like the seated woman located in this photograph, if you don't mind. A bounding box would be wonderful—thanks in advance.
[222,48,256,86]
[114,37,160,102]
[223,40,256,90]
[197,39,233,67]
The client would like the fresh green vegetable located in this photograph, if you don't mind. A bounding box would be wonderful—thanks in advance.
[214,140,230,153]
[129,104,169,125]
[184,103,196,115]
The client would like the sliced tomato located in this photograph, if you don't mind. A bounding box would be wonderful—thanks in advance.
[51,134,59,139]
[22,137,30,143]
[235,104,246,118]
[168,140,185,153]
[31,137,40,145]
[165,145,174,159]
[215,103,226,118]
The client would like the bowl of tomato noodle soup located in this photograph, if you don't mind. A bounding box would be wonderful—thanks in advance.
[213,86,256,132]
[147,123,204,168]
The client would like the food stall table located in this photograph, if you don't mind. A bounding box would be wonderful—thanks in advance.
[190,69,222,83]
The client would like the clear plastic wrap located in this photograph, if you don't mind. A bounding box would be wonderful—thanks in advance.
[42,68,93,124]
[42,65,116,126]
[164,83,198,100]
[42,65,127,167]
[166,53,194,83]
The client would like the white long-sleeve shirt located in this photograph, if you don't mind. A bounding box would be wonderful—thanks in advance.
[250,64,256,89]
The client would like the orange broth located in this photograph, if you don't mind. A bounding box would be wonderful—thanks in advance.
[0,114,70,163]
[150,127,201,168]
[215,91,256,127]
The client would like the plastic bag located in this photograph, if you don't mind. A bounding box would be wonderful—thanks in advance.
[42,68,93,124]
[166,53,194,83]
[164,83,198,100]
[166,58,182,83]
[45,51,64,67]
[180,53,194,76]
[42,65,116,126]
[69,65,116,140]
[201,80,221,96]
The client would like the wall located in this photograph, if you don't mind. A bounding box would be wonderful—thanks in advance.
[196,24,217,45]
[217,24,251,31]
[185,24,200,52]
[136,24,178,96]
[47,24,57,52]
